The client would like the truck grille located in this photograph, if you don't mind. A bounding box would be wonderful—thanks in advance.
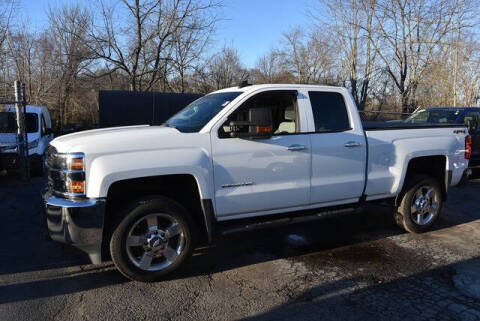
[46,146,64,195]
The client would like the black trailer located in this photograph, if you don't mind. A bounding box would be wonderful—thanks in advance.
[98,90,202,128]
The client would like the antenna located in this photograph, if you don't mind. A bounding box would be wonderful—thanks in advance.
[238,79,252,88]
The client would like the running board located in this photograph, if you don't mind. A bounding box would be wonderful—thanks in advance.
[216,207,357,236]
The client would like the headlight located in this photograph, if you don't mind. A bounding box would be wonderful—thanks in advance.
[47,150,86,197]
[66,155,84,171]
[63,154,85,195]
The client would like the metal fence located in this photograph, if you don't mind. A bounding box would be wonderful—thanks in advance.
[0,81,30,180]
[359,110,411,122]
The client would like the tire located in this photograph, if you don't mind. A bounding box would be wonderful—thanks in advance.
[396,174,443,233]
[110,196,196,282]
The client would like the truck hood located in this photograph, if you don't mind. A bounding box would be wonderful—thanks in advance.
[50,125,190,154]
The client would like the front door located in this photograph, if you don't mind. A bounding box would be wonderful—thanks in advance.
[211,90,311,218]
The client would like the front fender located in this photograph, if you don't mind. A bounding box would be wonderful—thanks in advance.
[85,147,213,199]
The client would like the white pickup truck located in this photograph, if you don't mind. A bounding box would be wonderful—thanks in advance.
[44,84,471,282]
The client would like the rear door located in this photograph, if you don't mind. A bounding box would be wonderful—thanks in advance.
[306,90,367,205]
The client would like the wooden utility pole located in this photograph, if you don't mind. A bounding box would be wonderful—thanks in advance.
[14,80,29,181]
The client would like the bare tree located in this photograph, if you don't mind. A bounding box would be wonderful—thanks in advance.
[254,50,282,83]
[169,12,214,93]
[87,0,220,92]
[207,45,246,90]
[366,0,457,113]
[313,0,376,110]
[0,0,15,49]
[281,28,337,84]
[46,4,92,128]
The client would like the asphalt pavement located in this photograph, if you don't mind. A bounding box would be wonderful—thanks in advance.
[0,176,479,321]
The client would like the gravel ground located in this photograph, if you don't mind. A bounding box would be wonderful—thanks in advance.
[0,176,479,321]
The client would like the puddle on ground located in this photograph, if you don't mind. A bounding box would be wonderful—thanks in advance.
[290,238,431,284]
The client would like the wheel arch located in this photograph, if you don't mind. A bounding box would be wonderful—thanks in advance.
[102,174,213,260]
[395,155,449,206]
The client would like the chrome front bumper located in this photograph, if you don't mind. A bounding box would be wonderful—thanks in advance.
[43,194,106,264]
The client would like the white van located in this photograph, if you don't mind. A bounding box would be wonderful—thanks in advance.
[0,105,54,174]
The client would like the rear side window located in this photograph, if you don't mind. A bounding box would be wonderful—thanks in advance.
[464,111,480,125]
[308,91,350,132]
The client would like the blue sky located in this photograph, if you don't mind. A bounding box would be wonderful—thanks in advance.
[21,0,310,68]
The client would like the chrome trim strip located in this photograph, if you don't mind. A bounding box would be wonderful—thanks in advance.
[221,181,254,188]
[54,152,85,158]
[47,168,84,174]
[45,195,101,208]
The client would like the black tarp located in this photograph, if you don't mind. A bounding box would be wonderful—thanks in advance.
[98,90,203,128]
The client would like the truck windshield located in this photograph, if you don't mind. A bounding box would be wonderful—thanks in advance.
[0,112,39,133]
[165,92,242,133]
[405,109,461,124]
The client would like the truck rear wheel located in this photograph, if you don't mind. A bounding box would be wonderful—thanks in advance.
[396,175,443,233]
[110,196,195,282]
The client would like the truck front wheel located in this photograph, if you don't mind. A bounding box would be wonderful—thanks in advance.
[396,175,443,233]
[110,196,195,282]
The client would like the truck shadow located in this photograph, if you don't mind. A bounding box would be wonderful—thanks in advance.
[0,269,125,305]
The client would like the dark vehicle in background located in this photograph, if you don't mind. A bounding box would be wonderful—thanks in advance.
[98,90,202,128]
[406,107,480,169]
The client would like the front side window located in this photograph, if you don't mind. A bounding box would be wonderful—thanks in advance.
[308,91,350,132]
[0,112,38,133]
[220,90,298,138]
[165,92,242,133]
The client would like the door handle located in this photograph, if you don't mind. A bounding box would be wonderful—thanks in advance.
[344,141,362,148]
[287,144,307,151]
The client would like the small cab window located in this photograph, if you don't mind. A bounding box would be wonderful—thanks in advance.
[41,115,47,135]
[308,91,350,132]
[220,91,298,138]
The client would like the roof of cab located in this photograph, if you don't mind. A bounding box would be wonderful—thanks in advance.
[211,84,346,94]
[3,105,49,114]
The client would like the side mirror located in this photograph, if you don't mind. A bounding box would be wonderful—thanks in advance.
[466,119,478,135]
[229,107,273,138]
